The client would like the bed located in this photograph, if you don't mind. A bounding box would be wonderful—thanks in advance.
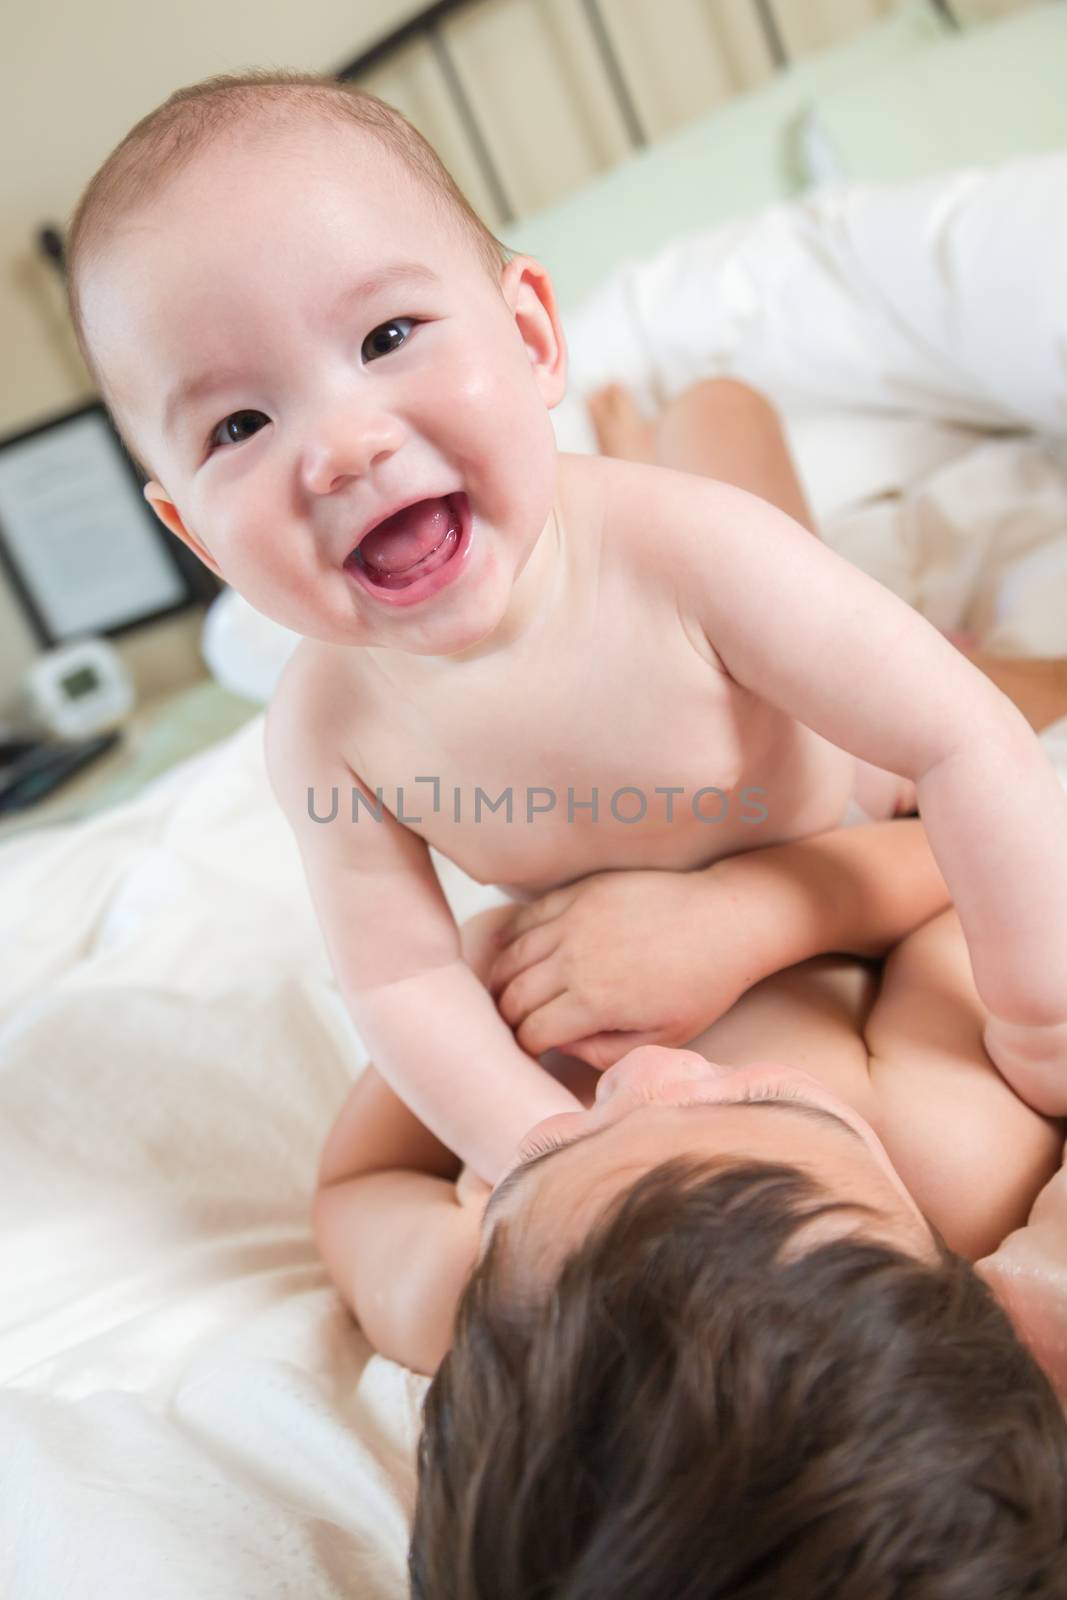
[5,5,1067,1595]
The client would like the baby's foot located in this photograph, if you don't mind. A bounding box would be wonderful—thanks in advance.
[587,383,658,463]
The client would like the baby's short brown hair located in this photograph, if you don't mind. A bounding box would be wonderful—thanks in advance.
[411,1154,1067,1598]
[64,69,511,476]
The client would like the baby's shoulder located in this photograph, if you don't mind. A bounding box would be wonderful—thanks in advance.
[557,449,660,513]
[263,637,365,786]
[558,452,735,670]
[561,450,748,566]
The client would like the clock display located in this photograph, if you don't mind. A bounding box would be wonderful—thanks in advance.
[60,665,100,700]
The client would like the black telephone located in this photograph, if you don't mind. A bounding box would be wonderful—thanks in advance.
[0,732,122,814]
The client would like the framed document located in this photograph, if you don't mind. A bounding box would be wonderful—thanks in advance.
[0,400,219,647]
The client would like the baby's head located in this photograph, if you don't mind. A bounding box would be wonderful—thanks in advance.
[66,71,568,655]
[411,1051,1067,1597]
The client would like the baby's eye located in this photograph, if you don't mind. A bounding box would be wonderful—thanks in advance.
[362,317,417,362]
[208,410,269,453]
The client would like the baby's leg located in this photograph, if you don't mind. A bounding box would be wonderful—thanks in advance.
[589,378,817,534]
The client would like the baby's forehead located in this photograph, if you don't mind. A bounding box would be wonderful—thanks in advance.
[188,114,421,199]
[98,146,441,307]
[144,135,459,279]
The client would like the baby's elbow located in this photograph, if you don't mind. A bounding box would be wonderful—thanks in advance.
[917,693,1034,788]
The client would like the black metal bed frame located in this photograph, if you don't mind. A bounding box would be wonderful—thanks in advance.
[36,0,963,273]
[334,0,961,225]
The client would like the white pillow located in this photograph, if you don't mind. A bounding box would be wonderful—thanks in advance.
[201,588,300,705]
[562,150,1067,436]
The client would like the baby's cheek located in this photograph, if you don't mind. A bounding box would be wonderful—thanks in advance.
[446,346,544,439]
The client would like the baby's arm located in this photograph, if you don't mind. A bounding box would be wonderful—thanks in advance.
[313,1063,483,1375]
[264,653,578,1182]
[644,465,1067,1102]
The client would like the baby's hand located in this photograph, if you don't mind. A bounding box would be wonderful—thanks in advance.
[983,1016,1067,1117]
[485,866,761,1070]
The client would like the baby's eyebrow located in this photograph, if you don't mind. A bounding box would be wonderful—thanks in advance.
[483,1097,862,1223]
[160,259,441,438]
[162,362,247,439]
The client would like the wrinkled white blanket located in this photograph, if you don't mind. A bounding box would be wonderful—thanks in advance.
[5,151,1067,1597]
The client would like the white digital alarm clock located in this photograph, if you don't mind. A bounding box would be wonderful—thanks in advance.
[23,637,135,741]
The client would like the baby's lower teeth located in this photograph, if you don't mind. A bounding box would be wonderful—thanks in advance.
[361,520,458,582]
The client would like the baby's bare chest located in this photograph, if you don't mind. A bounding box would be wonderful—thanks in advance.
[344,613,850,899]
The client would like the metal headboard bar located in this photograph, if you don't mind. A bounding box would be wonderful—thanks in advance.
[752,0,789,72]
[39,1,970,284]
[336,0,473,78]
[580,0,648,150]
[336,0,804,224]
[337,0,518,223]
[929,0,962,28]
[425,23,517,222]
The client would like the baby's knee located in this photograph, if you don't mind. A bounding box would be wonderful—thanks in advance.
[667,376,776,425]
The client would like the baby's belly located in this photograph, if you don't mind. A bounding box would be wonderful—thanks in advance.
[478,733,858,902]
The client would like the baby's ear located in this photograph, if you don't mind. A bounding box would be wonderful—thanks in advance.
[143,481,222,578]
[501,254,567,409]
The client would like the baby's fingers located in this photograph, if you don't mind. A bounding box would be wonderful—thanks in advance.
[515,993,603,1058]
[494,886,575,947]
[496,954,568,1029]
[486,921,560,998]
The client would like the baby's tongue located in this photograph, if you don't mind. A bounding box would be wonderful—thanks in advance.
[358,497,454,577]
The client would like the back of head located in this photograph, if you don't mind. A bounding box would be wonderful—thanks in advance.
[411,1155,1067,1599]
[64,69,510,477]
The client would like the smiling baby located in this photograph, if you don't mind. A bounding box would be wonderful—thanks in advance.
[65,70,1067,1182]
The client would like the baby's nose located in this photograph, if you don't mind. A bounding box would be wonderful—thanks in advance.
[302,410,404,495]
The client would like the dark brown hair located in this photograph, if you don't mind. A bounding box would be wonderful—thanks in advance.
[64,69,511,478]
[411,1155,1067,1598]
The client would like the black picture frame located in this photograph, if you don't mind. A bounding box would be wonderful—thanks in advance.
[0,398,220,649]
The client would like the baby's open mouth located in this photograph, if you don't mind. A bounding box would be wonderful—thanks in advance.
[345,494,464,590]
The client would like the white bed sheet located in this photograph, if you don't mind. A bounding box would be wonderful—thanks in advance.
[0,727,503,1597]
[5,151,1067,1596]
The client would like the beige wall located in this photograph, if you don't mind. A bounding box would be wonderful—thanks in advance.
[0,0,1032,719]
